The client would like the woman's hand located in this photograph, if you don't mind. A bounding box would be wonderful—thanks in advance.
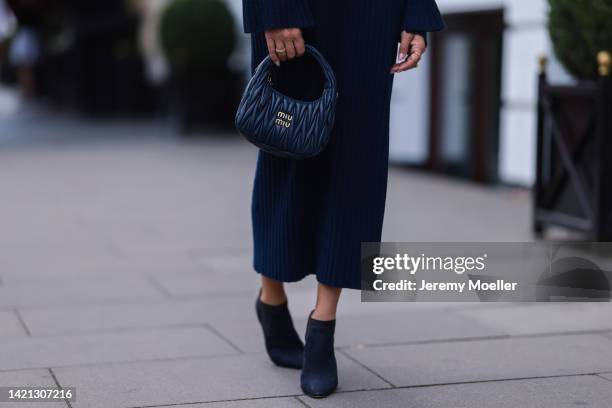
[391,32,426,74]
[264,28,306,66]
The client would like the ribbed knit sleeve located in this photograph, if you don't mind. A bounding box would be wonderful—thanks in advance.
[403,0,445,32]
[243,0,315,34]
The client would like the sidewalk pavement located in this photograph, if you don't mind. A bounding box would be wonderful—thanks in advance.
[0,113,611,408]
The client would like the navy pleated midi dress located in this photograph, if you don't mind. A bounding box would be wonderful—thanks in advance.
[242,0,444,289]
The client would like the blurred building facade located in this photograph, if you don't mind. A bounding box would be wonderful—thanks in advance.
[390,0,572,186]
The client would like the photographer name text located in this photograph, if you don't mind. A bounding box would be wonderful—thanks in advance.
[372,279,518,292]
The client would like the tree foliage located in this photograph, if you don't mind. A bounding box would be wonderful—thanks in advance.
[548,0,612,80]
[160,0,236,72]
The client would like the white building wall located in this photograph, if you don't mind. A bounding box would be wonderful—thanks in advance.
[390,0,572,186]
[498,0,549,185]
[389,55,432,163]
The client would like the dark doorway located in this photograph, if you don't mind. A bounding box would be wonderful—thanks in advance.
[428,9,504,183]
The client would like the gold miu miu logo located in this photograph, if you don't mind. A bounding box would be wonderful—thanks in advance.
[275,111,293,128]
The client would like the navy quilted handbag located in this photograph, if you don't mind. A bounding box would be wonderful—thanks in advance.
[235,45,337,159]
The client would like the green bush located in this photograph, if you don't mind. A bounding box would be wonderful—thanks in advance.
[548,0,612,80]
[160,0,236,72]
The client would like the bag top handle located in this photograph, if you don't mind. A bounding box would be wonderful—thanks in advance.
[255,44,337,94]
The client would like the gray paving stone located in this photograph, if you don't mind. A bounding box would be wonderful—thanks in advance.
[0,369,66,407]
[344,334,612,387]
[0,244,128,280]
[0,327,236,371]
[191,252,254,274]
[17,288,309,339]
[0,277,163,309]
[0,255,206,281]
[305,375,612,408]
[167,397,305,408]
[17,299,219,336]
[52,352,390,408]
[17,294,297,338]
[0,310,28,338]
[457,303,612,335]
[151,271,260,297]
[333,310,505,348]
[92,244,221,278]
[383,170,532,242]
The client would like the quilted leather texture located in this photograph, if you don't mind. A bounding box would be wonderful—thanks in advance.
[235,45,337,159]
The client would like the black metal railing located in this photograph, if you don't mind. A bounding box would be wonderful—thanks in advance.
[534,52,612,240]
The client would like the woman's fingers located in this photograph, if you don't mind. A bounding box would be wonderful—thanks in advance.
[264,28,305,65]
[410,34,427,57]
[391,32,427,74]
[398,32,414,63]
[265,36,281,66]
[284,39,297,60]
[275,39,288,62]
[405,52,422,70]
[294,37,306,57]
[392,52,421,73]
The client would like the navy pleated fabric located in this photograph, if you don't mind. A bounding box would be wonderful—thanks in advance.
[243,0,444,289]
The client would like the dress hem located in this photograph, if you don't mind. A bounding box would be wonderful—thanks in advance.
[252,265,361,290]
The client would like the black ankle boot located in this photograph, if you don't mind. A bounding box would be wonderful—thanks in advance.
[255,292,304,369]
[301,312,338,398]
